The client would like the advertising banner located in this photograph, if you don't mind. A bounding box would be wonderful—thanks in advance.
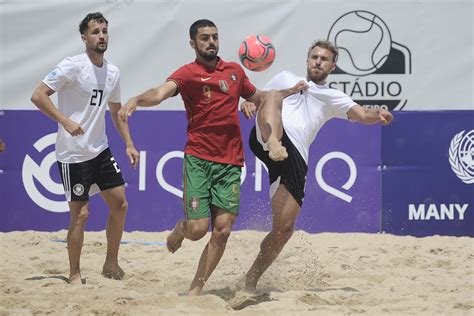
[0,110,382,233]
[381,111,474,237]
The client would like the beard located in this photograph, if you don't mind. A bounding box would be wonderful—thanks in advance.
[92,43,107,54]
[307,68,329,84]
[198,46,218,61]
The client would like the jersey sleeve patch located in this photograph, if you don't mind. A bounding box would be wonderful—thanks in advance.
[43,57,76,92]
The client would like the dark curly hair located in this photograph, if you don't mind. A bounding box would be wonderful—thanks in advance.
[79,12,108,34]
[189,19,216,39]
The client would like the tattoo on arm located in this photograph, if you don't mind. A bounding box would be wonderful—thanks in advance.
[264,123,272,137]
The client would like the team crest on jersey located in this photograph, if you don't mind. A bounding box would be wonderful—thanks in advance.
[219,80,229,93]
[190,197,200,212]
[232,184,239,194]
[230,73,237,82]
[73,184,85,196]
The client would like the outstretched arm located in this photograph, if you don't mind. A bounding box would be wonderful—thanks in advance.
[347,104,393,125]
[109,102,140,168]
[31,82,84,136]
[278,80,309,98]
[118,81,178,121]
[240,80,308,119]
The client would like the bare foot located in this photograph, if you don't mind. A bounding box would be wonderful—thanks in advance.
[68,272,83,285]
[102,263,125,280]
[166,220,185,253]
[228,291,271,310]
[187,287,202,296]
[243,274,258,294]
[187,277,205,296]
[268,141,288,161]
[235,274,256,293]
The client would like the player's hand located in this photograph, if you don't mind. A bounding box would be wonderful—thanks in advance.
[62,119,84,136]
[292,80,309,94]
[119,101,137,122]
[240,101,257,119]
[126,145,140,169]
[379,109,393,125]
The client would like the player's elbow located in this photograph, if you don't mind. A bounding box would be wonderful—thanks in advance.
[31,84,51,107]
[30,89,42,106]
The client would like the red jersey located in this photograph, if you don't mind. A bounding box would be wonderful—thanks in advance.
[167,57,256,166]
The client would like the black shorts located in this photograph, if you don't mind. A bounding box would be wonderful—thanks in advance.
[57,148,125,201]
[249,126,308,206]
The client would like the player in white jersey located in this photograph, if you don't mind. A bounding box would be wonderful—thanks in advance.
[240,40,393,292]
[31,12,139,284]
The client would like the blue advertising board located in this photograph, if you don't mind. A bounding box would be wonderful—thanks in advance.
[0,110,382,233]
[381,111,474,236]
[2,110,472,236]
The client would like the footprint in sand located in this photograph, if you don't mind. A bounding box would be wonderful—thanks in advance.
[227,291,273,310]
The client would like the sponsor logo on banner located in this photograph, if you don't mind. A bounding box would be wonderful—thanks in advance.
[449,130,474,184]
[315,151,357,203]
[22,133,361,213]
[22,133,68,213]
[327,10,412,110]
[408,204,468,220]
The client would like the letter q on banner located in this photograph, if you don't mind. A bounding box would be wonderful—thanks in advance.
[315,151,357,203]
[22,133,68,213]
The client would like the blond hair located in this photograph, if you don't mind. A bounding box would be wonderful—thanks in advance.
[307,40,338,62]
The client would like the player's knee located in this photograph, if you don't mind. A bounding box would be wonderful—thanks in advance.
[275,223,295,240]
[118,199,128,213]
[76,210,89,226]
[186,223,208,241]
[212,225,232,244]
[111,198,128,216]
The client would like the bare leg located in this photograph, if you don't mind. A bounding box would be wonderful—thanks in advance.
[257,90,287,161]
[188,207,236,295]
[100,186,128,280]
[67,201,89,284]
[166,220,185,253]
[167,218,209,253]
[244,185,300,291]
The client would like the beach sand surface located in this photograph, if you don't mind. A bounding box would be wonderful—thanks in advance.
[0,230,472,315]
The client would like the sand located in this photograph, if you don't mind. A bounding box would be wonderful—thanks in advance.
[0,230,472,315]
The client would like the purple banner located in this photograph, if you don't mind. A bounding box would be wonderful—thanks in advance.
[381,111,474,236]
[1,110,381,233]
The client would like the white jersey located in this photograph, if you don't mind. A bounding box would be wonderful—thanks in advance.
[43,53,121,163]
[262,71,355,164]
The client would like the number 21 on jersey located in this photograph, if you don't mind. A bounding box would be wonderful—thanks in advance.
[90,89,103,106]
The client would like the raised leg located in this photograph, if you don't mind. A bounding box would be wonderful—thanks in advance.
[257,90,287,161]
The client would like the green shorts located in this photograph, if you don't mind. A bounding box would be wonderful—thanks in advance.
[183,154,241,219]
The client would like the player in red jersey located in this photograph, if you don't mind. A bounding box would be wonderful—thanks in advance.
[119,19,285,295]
